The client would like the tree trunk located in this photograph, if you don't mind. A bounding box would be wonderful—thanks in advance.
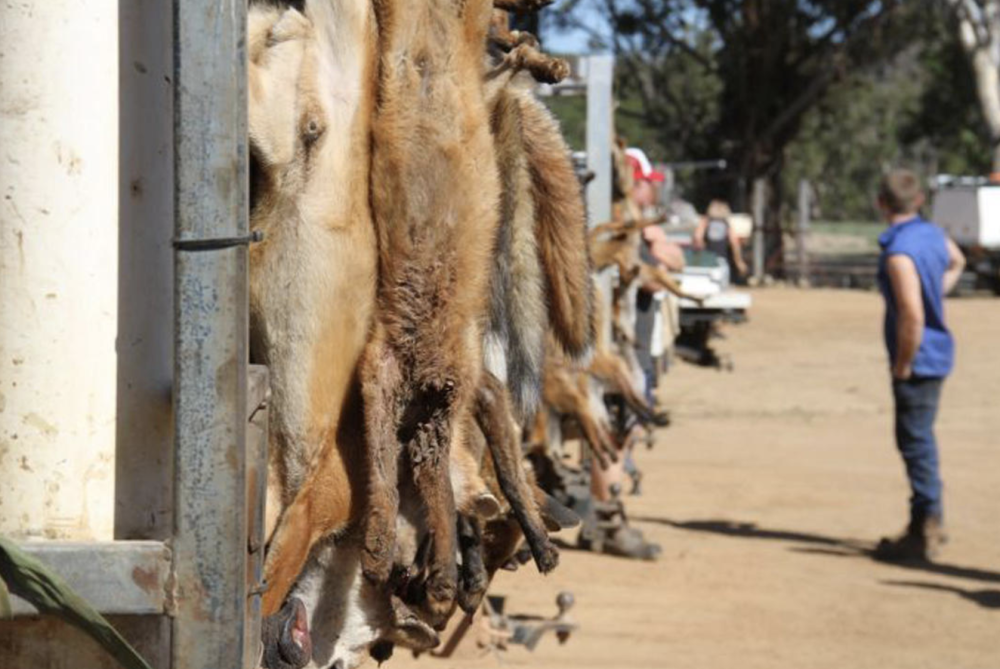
[739,146,785,278]
[952,2,1000,172]
[764,167,785,278]
[970,47,1000,171]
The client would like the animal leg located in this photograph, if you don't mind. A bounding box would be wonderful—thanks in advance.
[404,383,460,625]
[487,36,570,85]
[360,332,403,585]
[456,514,488,614]
[590,352,670,427]
[261,435,355,615]
[261,492,320,616]
[474,373,559,573]
[543,370,617,469]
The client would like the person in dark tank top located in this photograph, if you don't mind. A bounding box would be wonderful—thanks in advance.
[693,199,748,280]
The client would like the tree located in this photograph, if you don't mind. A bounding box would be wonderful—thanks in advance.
[782,5,991,221]
[551,0,911,273]
[945,0,1000,172]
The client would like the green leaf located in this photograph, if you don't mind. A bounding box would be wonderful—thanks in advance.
[0,536,154,669]
[0,576,11,620]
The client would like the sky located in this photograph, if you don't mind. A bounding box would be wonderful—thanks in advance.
[541,4,612,55]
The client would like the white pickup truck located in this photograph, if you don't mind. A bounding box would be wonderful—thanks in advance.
[672,247,752,370]
[931,179,1000,293]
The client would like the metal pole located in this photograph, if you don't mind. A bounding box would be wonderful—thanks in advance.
[797,179,810,285]
[752,178,766,281]
[172,1,250,667]
[585,55,614,230]
[585,55,615,343]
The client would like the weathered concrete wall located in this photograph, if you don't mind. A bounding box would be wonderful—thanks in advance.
[0,0,119,540]
[0,616,171,669]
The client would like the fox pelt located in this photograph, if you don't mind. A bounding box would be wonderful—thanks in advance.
[359,0,502,622]
[484,74,594,420]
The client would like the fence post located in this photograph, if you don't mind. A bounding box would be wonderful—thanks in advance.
[171,1,250,667]
[585,54,615,343]
[796,179,811,285]
[752,178,766,281]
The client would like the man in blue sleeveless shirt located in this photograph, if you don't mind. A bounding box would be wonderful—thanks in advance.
[874,169,965,562]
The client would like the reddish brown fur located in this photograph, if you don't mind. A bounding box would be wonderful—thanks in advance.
[586,278,665,426]
[541,338,619,469]
[473,372,559,573]
[361,0,501,622]
[247,2,378,616]
[515,90,594,358]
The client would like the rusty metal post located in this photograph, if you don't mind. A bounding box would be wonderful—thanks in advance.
[171,1,250,668]
[244,366,270,667]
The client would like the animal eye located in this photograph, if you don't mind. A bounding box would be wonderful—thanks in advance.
[303,118,323,145]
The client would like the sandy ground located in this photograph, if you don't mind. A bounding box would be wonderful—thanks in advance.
[393,288,1000,669]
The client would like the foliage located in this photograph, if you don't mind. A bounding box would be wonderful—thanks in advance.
[547,1,912,272]
[900,5,993,176]
[542,95,587,151]
[783,6,991,220]
[544,0,994,231]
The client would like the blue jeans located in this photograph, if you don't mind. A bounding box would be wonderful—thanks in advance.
[892,376,944,524]
[643,367,656,406]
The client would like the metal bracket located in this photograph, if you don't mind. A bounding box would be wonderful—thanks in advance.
[173,230,264,252]
[7,541,172,616]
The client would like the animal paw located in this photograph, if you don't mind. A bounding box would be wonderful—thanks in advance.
[532,540,560,574]
[362,511,396,585]
[423,566,458,628]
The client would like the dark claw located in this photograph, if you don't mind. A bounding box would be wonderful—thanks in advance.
[370,640,394,664]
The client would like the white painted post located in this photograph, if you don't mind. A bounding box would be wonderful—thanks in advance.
[585,55,614,231]
[585,55,615,344]
[752,178,766,281]
[0,0,118,541]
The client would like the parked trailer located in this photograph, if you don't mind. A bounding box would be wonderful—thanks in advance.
[932,181,1000,294]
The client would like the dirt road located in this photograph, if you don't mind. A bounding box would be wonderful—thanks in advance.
[395,288,1000,669]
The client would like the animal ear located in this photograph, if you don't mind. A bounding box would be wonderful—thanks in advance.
[248,6,310,65]
[538,492,579,532]
[269,8,312,45]
[472,492,502,521]
[387,598,441,651]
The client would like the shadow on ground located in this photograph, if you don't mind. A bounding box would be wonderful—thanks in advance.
[880,580,1000,609]
[632,516,1000,608]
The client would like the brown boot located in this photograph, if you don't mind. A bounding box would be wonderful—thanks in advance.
[874,517,947,562]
